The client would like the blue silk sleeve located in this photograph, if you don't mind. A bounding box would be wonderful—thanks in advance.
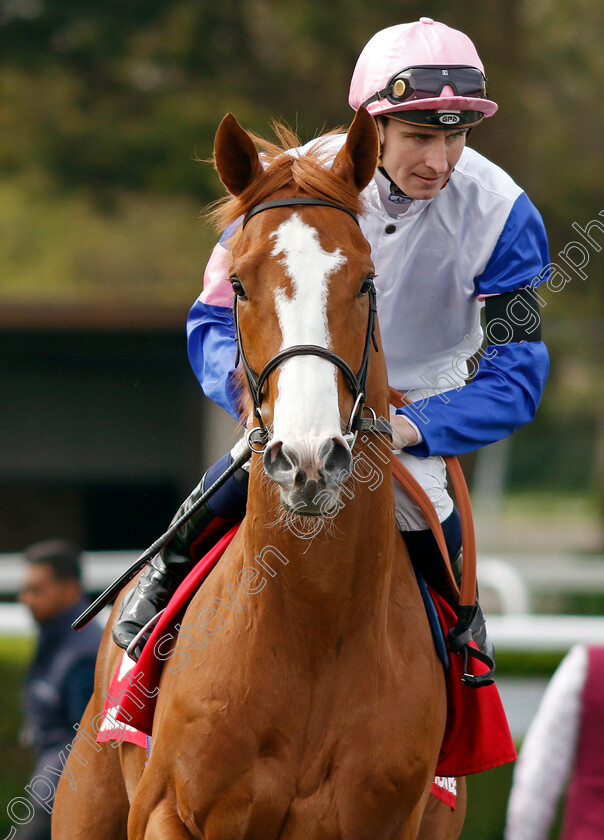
[398,341,550,457]
[397,191,550,457]
[186,299,241,420]
[475,192,550,295]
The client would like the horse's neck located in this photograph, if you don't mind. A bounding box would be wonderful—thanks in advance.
[242,445,404,642]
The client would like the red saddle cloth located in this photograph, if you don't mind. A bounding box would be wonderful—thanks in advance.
[98,524,516,780]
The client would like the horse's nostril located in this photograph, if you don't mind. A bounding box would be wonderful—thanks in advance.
[263,440,298,482]
[264,437,350,494]
[317,438,332,461]
[323,438,352,482]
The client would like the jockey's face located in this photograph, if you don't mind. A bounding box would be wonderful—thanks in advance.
[377,117,468,199]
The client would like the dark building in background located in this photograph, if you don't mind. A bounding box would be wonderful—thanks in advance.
[0,304,236,553]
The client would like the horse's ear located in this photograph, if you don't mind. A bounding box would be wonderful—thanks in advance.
[331,107,379,193]
[214,113,263,196]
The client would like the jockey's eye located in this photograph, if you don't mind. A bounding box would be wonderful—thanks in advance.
[230,276,248,300]
[358,274,375,297]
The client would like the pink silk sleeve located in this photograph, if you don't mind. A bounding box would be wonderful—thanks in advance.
[199,242,233,308]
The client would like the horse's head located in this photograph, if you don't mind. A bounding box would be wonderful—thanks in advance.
[213,108,380,515]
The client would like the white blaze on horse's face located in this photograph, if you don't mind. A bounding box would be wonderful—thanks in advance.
[262,214,353,515]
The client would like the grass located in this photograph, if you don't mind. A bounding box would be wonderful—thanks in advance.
[463,763,514,839]
[501,491,599,521]
[495,650,565,677]
[0,637,35,837]
[476,489,602,555]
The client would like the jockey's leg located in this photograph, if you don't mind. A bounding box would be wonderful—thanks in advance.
[393,451,494,661]
[401,507,494,659]
[112,448,249,658]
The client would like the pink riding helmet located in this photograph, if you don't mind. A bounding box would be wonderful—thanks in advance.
[349,18,498,124]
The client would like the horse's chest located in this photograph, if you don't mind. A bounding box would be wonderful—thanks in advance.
[197,750,425,840]
[163,603,444,837]
[175,672,441,839]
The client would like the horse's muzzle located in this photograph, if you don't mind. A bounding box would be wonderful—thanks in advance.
[263,436,352,516]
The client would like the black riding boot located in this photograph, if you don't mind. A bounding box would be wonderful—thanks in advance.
[402,508,495,664]
[112,452,249,659]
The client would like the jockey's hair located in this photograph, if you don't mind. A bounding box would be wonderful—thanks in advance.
[207,123,365,236]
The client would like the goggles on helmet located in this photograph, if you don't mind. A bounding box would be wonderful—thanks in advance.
[361,65,488,109]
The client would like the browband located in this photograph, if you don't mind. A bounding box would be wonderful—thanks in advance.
[242,197,360,229]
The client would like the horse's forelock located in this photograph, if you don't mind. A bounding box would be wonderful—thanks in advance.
[207,126,364,235]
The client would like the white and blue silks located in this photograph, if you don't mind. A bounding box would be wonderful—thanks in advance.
[187,137,550,459]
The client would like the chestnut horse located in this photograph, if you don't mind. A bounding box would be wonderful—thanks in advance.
[52,107,465,839]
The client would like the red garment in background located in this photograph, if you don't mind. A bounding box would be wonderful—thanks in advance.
[561,646,604,840]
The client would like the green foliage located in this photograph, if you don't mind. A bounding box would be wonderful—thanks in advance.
[508,417,598,491]
[0,637,35,837]
[1,0,602,305]
[495,650,565,677]
[0,172,215,305]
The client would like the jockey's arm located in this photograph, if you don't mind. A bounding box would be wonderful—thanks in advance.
[395,192,550,458]
[190,194,551,456]
[395,337,549,457]
[187,232,243,421]
[189,247,550,456]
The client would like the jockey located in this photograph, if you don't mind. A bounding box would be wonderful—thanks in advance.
[113,18,549,662]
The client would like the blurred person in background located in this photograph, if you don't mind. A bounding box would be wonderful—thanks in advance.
[16,540,102,840]
[505,643,604,839]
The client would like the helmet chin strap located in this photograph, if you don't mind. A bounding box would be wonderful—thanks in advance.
[379,165,454,204]
[378,166,414,204]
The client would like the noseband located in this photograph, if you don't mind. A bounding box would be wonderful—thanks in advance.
[233,197,389,446]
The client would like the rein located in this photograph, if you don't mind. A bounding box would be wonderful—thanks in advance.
[389,387,492,687]
[234,196,378,439]
[387,388,476,607]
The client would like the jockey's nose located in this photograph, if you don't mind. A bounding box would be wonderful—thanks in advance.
[263,436,352,495]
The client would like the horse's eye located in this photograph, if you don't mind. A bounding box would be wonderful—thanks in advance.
[358,275,374,296]
[230,276,248,300]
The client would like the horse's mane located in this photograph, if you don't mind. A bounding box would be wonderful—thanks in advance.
[208,123,364,234]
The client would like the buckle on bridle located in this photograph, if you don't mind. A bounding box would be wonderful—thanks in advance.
[246,426,270,453]
[345,391,365,434]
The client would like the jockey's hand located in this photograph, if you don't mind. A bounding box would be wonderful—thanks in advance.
[389,413,419,448]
